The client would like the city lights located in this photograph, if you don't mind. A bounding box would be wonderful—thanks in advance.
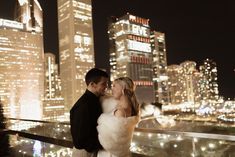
[0,0,234,156]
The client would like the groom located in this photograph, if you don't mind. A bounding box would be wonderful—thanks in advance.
[70,68,109,157]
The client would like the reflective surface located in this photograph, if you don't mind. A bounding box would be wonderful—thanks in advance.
[6,117,235,157]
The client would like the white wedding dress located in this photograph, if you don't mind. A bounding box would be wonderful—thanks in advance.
[97,96,139,157]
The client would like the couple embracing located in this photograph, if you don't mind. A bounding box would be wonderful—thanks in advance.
[70,68,140,157]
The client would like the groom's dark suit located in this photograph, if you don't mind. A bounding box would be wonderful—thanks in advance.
[70,90,103,152]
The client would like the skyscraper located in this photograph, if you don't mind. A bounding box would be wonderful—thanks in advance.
[167,65,184,104]
[43,53,64,121]
[180,61,198,103]
[44,53,62,99]
[0,0,44,119]
[199,59,219,103]
[151,31,169,105]
[14,0,43,32]
[167,61,202,105]
[57,0,95,110]
[108,13,154,103]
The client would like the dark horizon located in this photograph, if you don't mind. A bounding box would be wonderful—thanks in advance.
[0,0,234,99]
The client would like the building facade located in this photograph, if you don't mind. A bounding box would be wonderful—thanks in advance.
[167,61,202,105]
[14,0,43,32]
[43,53,64,121]
[44,53,62,99]
[199,59,219,103]
[167,65,184,104]
[151,31,169,105]
[108,14,154,103]
[57,0,95,110]
[0,0,44,119]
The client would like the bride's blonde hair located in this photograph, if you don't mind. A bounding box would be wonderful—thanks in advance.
[114,77,140,116]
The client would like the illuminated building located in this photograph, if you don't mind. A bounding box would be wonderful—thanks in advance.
[0,0,44,119]
[108,14,154,103]
[150,31,169,105]
[44,53,62,99]
[43,53,64,121]
[180,61,201,104]
[199,59,219,103]
[14,0,43,32]
[167,65,184,104]
[57,0,95,110]
[167,61,202,105]
[192,70,202,104]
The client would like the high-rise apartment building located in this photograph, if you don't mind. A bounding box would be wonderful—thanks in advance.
[199,59,219,103]
[167,65,184,104]
[180,61,198,103]
[43,53,64,121]
[150,31,169,105]
[57,0,95,110]
[108,14,154,103]
[0,0,44,119]
[168,61,202,105]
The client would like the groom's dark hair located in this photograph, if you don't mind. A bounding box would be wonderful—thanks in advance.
[85,68,109,86]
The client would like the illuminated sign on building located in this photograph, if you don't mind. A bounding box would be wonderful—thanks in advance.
[129,15,149,26]
[128,35,150,43]
[127,39,151,53]
[130,24,149,37]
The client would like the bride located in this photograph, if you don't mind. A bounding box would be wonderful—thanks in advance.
[97,77,140,157]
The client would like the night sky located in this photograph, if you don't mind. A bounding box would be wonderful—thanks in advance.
[0,0,234,99]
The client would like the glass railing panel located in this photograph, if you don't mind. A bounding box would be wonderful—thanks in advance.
[138,116,235,135]
[6,118,72,141]
[9,134,72,157]
[131,128,235,157]
[5,117,235,157]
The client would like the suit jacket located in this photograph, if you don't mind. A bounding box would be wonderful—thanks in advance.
[70,90,103,152]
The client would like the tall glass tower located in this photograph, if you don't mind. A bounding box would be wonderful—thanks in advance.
[108,14,154,104]
[0,0,44,119]
[43,53,64,121]
[57,0,95,110]
[44,53,62,99]
[151,31,169,105]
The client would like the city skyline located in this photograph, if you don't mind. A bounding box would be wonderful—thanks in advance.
[0,0,234,99]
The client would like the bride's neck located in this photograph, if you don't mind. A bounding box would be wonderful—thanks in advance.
[118,96,129,108]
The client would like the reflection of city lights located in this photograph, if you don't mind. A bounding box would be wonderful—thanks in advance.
[176,136,183,141]
[50,144,54,148]
[33,141,42,157]
[131,142,136,147]
[219,141,224,144]
[193,138,198,142]
[163,134,168,139]
[201,146,206,151]
[208,143,215,149]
